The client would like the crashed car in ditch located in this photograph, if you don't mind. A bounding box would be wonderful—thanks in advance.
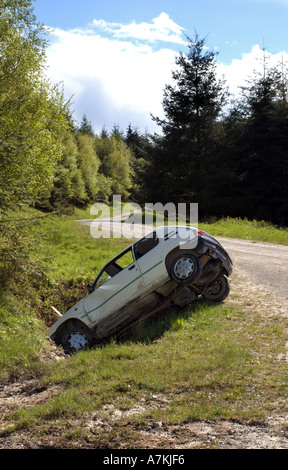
[48,226,233,352]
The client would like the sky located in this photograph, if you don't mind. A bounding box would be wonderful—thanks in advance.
[33,0,288,134]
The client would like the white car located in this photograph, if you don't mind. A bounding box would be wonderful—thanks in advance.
[48,226,232,352]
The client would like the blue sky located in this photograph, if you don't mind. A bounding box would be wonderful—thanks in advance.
[34,0,288,133]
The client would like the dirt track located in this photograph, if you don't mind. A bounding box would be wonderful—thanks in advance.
[217,236,288,301]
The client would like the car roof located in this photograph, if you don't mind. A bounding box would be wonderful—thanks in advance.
[152,225,196,237]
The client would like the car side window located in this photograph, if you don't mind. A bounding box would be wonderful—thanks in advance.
[115,248,134,269]
[93,247,135,289]
[104,247,134,277]
[134,232,159,260]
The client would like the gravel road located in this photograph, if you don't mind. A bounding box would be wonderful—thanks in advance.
[217,236,288,301]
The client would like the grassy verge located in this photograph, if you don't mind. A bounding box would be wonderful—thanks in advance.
[0,209,287,446]
[200,217,288,245]
[4,299,288,445]
[0,297,47,381]
[0,210,132,381]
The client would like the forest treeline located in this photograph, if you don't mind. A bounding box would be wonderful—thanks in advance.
[1,0,288,224]
[41,43,288,227]
[1,0,288,287]
[36,41,288,228]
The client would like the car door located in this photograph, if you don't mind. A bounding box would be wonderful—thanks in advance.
[133,231,168,289]
[83,247,143,324]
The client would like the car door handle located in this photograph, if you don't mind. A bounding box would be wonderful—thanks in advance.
[128,265,136,270]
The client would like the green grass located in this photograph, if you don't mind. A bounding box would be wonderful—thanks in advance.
[200,217,288,245]
[1,208,288,446]
[0,210,133,381]
[7,301,288,439]
[0,297,47,381]
[33,214,131,281]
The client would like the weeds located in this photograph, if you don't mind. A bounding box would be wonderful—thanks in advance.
[0,297,47,381]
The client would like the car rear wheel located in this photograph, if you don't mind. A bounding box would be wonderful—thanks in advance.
[169,253,202,285]
[61,322,94,353]
[202,275,230,302]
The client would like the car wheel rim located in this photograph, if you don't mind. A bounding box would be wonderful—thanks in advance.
[67,332,89,350]
[207,281,221,295]
[174,257,194,279]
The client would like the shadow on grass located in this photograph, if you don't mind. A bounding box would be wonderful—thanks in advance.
[111,297,218,346]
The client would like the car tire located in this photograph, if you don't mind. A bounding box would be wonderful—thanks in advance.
[169,253,202,285]
[61,322,94,353]
[202,275,230,302]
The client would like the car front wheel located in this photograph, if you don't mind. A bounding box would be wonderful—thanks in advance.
[169,253,202,285]
[61,322,94,353]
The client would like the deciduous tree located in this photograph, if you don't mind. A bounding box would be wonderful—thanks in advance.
[0,0,69,214]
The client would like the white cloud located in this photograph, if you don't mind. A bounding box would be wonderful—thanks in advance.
[44,14,288,134]
[92,12,186,45]
[45,16,180,133]
[218,45,288,98]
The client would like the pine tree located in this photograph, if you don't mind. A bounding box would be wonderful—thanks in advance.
[149,34,227,216]
[79,114,95,136]
[231,64,288,224]
[125,125,153,201]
